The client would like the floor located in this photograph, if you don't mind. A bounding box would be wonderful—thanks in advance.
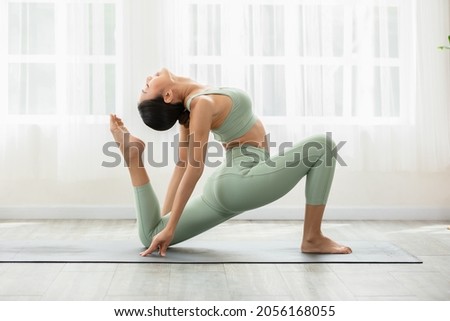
[0,220,448,301]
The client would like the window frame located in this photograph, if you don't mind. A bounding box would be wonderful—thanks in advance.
[1,0,124,124]
[179,0,416,126]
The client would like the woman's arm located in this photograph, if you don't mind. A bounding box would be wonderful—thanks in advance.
[140,98,213,256]
[160,125,189,216]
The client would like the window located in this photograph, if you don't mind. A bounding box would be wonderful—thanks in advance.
[1,0,123,120]
[168,0,415,126]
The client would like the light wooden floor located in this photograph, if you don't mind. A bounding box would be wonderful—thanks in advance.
[0,220,448,301]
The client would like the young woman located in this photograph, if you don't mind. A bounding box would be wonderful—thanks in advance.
[110,67,352,257]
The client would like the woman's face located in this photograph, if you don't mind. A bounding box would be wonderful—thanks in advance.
[139,68,173,103]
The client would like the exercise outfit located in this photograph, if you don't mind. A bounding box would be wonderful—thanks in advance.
[134,87,336,247]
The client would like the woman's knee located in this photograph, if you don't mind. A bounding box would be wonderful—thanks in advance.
[297,133,336,169]
[307,133,336,151]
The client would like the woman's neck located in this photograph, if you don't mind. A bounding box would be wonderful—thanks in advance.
[172,76,208,104]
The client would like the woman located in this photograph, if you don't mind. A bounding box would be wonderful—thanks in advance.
[110,68,352,257]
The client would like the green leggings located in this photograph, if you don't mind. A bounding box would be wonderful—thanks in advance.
[134,134,336,247]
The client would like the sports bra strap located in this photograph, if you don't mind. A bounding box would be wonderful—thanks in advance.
[186,90,211,111]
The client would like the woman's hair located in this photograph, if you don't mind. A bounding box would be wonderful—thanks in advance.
[138,97,190,131]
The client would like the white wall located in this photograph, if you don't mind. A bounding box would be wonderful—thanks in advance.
[2,165,449,220]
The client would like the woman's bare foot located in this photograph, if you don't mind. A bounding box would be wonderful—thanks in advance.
[110,114,145,167]
[301,234,352,254]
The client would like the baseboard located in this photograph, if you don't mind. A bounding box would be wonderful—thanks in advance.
[238,206,450,220]
[0,206,449,220]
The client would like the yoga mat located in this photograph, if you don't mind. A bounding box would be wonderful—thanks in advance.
[0,240,421,263]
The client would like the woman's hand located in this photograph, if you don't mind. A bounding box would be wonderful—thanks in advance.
[140,228,174,257]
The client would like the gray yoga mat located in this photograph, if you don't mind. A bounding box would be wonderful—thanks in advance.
[0,239,421,263]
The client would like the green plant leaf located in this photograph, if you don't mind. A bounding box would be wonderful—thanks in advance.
[448,35,450,44]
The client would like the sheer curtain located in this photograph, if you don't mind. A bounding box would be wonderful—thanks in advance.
[0,0,123,205]
[0,0,449,212]
[158,0,450,172]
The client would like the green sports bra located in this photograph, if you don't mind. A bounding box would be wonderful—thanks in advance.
[185,87,258,143]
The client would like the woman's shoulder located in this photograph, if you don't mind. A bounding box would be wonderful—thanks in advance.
[186,93,216,112]
[185,87,212,111]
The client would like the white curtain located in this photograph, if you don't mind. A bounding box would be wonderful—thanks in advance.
[0,0,121,199]
[158,0,450,172]
[0,0,449,209]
